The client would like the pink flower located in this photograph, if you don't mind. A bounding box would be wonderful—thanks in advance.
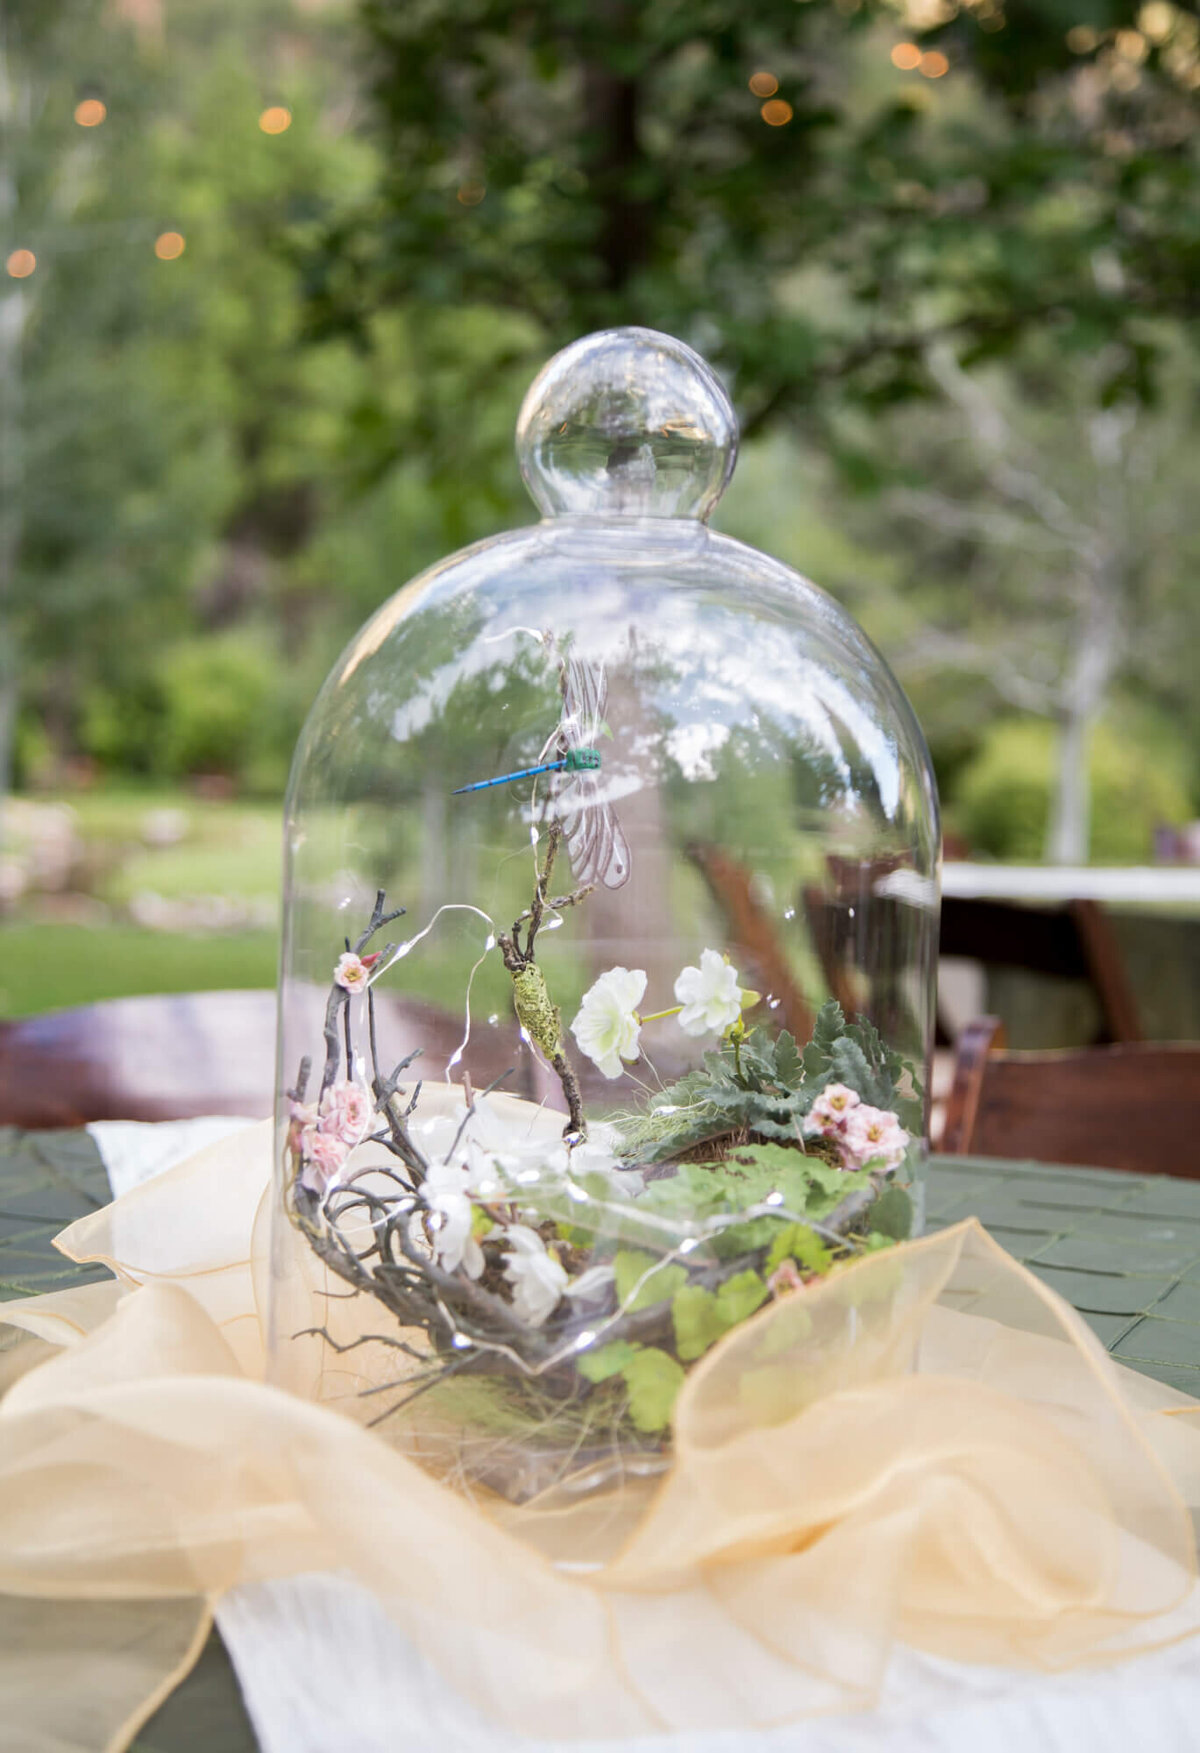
[334,951,373,993]
[286,1099,318,1161]
[319,1077,375,1147]
[841,1105,909,1173]
[768,1258,805,1298]
[805,1082,861,1141]
[300,1126,349,1194]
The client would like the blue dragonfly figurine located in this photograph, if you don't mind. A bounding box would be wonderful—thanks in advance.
[453,650,631,891]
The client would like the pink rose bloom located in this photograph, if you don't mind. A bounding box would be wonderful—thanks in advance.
[334,951,371,993]
[842,1104,909,1172]
[805,1082,861,1140]
[300,1126,349,1194]
[286,1099,318,1160]
[319,1077,375,1147]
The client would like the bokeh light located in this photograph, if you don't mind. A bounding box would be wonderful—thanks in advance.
[748,71,779,97]
[456,180,486,206]
[891,42,923,69]
[154,231,186,260]
[5,249,36,279]
[259,106,292,135]
[761,99,794,126]
[74,99,107,127]
[920,50,950,76]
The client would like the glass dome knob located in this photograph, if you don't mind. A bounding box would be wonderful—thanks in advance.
[516,326,738,521]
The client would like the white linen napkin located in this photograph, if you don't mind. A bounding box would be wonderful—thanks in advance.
[88,1119,1200,1753]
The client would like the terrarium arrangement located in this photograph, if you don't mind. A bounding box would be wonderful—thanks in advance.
[283,806,922,1494]
[274,326,939,1503]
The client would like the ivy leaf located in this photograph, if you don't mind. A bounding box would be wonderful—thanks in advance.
[614,1248,690,1312]
[622,1348,686,1433]
[576,1340,642,1383]
[672,1284,727,1361]
[715,1268,768,1326]
[869,1185,914,1240]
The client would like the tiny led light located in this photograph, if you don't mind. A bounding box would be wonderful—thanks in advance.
[74,98,107,127]
[919,49,950,76]
[761,98,794,126]
[891,42,923,69]
[5,249,36,279]
[259,106,292,135]
[154,231,186,260]
[748,70,779,97]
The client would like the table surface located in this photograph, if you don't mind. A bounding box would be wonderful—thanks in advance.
[941,861,1200,904]
[4,1127,1200,1750]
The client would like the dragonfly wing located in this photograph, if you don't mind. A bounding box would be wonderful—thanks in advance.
[559,774,631,891]
[563,653,607,746]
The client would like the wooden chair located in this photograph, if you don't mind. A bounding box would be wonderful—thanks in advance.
[0,990,534,1129]
[940,1015,1200,1175]
[937,895,1142,1044]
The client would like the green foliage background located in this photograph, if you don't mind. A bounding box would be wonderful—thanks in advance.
[3,0,1200,1017]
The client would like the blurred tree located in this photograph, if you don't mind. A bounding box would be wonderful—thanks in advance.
[815,331,1200,859]
[301,0,1200,860]
[309,0,1200,445]
[0,0,374,801]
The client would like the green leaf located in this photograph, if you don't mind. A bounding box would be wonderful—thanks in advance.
[716,1268,768,1326]
[812,999,845,1052]
[774,1030,802,1088]
[869,1185,914,1241]
[672,1285,727,1361]
[576,1339,642,1383]
[614,1248,690,1313]
[828,1036,876,1099]
[622,1347,686,1434]
[765,1222,833,1276]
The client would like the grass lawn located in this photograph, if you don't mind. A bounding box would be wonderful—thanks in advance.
[0,923,279,1017]
[2,785,282,1016]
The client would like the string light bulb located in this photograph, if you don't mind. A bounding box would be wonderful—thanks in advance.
[259,106,292,135]
[74,98,107,127]
[154,231,186,260]
[5,249,36,279]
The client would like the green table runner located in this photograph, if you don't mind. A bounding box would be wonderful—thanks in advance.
[3,1129,1200,1750]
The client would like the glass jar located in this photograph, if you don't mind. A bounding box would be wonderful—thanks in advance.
[270,327,940,1505]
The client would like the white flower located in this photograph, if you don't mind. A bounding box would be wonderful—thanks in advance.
[565,1262,616,1302]
[570,967,646,1079]
[411,1097,562,1198]
[502,1225,569,1326]
[421,1158,484,1278]
[674,949,743,1037]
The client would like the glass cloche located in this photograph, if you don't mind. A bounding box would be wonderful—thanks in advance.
[270,327,940,1506]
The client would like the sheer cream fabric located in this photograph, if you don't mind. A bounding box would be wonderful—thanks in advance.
[2,1113,1200,1753]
